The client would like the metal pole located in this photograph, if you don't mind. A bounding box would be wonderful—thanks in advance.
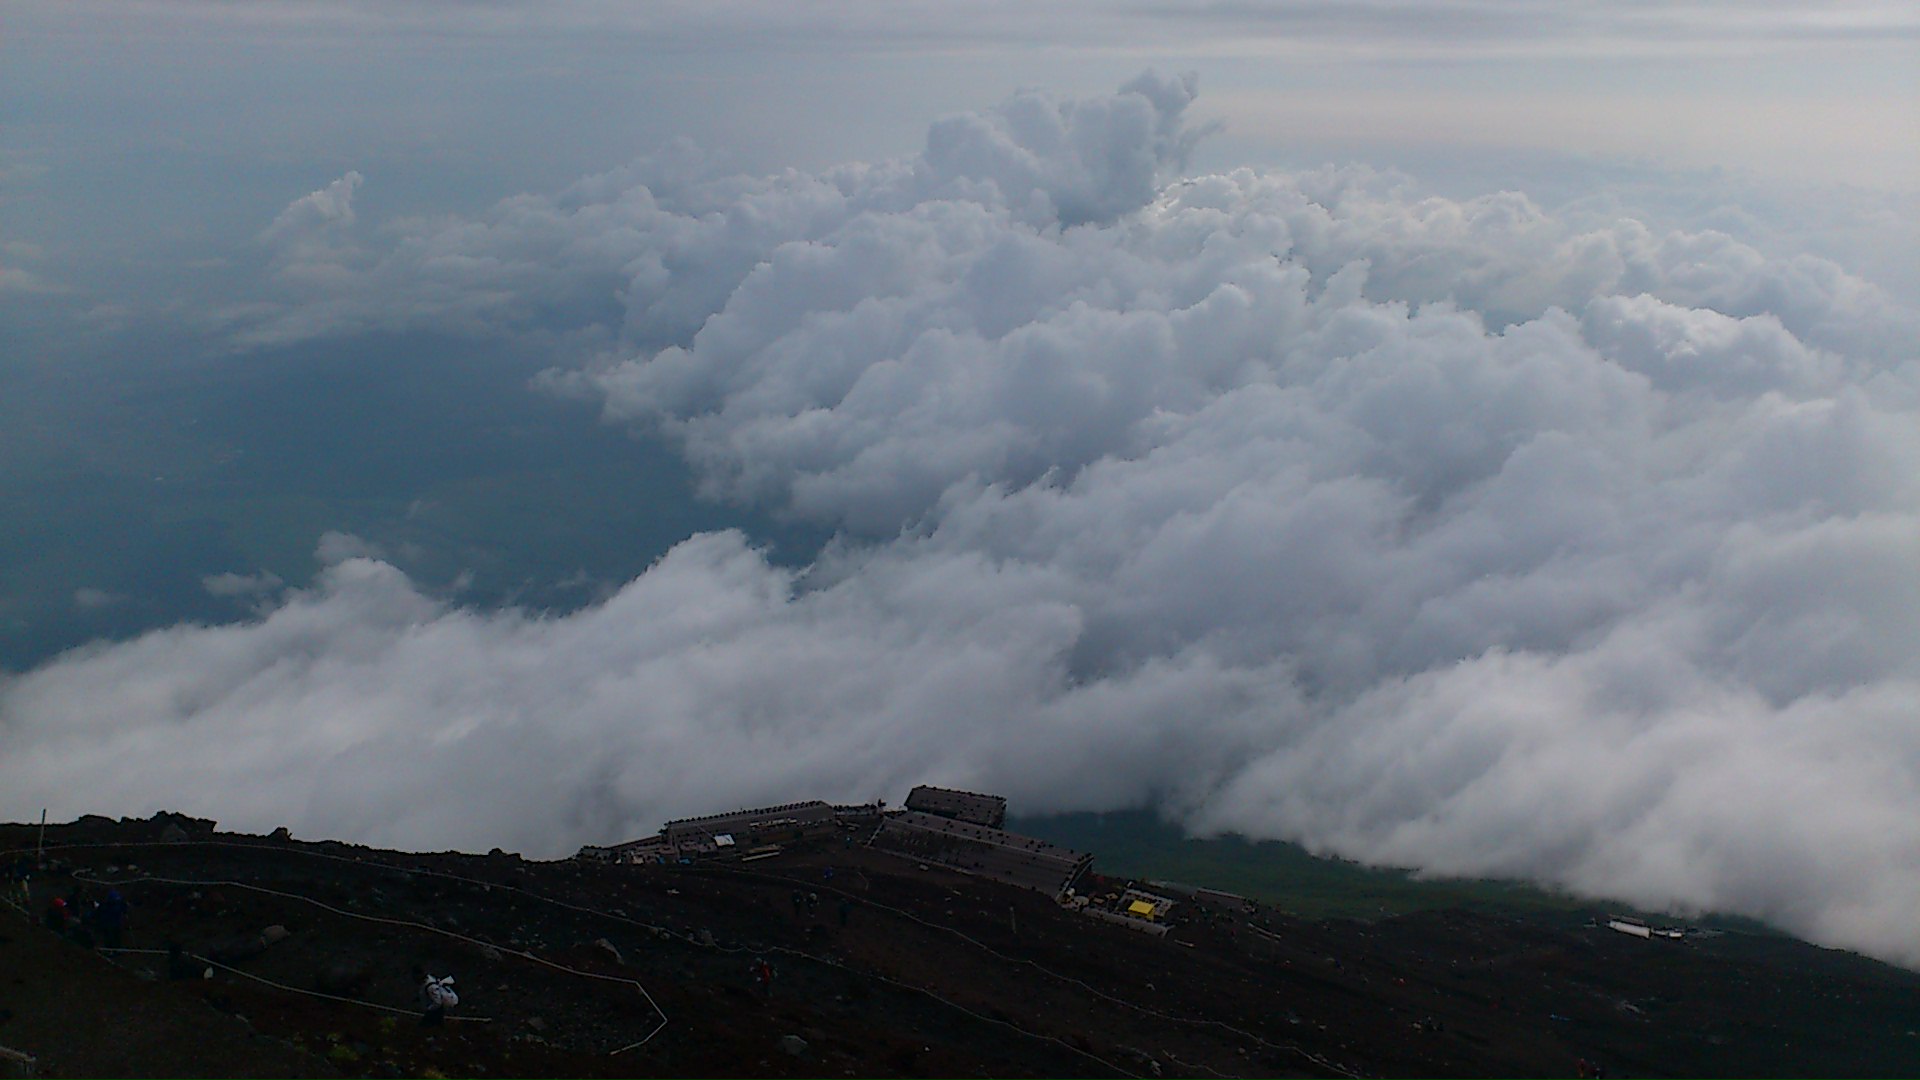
[37,808,47,868]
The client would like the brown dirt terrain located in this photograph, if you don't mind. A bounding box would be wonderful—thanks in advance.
[3,814,1918,1078]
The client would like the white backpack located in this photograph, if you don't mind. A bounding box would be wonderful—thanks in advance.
[422,975,459,1008]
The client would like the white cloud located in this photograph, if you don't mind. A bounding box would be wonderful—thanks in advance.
[71,587,123,611]
[260,170,362,246]
[0,267,66,296]
[202,570,286,599]
[6,77,1920,968]
[314,531,386,566]
[223,73,1208,348]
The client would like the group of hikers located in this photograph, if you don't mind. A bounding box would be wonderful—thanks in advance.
[11,851,867,1030]
[38,883,131,949]
[15,854,463,1028]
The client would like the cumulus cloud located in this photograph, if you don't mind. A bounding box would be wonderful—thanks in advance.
[314,530,386,565]
[202,569,286,600]
[260,169,362,244]
[6,77,1919,966]
[248,170,368,314]
[221,73,1208,347]
[0,538,1284,858]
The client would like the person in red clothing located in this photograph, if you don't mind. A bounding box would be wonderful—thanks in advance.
[750,957,775,997]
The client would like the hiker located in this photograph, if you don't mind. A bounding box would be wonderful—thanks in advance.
[96,889,129,949]
[43,896,73,933]
[790,890,804,916]
[750,957,775,997]
[417,971,458,1027]
[3,858,28,906]
[837,898,852,927]
[806,892,819,917]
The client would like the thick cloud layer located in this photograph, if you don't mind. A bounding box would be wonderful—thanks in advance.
[7,77,1920,965]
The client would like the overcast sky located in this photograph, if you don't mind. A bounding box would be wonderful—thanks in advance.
[4,3,1919,968]
[6,1,1916,311]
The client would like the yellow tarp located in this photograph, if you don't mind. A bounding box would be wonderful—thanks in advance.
[1127,900,1157,917]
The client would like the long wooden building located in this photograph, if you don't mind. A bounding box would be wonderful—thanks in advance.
[904,785,1009,828]
[873,810,1091,898]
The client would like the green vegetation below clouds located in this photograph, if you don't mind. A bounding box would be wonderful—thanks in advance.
[1013,810,1774,934]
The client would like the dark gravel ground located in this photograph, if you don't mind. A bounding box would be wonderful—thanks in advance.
[4,815,1919,1078]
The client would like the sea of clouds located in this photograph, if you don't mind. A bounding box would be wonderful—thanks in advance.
[5,74,1917,964]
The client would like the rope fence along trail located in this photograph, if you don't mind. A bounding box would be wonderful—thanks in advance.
[21,836,1372,1077]
[11,839,1147,1074]
[0,1045,36,1080]
[69,868,652,1039]
[4,841,671,1054]
[87,946,492,1023]
[692,862,1366,1078]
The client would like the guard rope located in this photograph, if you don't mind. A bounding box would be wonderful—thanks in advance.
[690,861,1364,1078]
[89,945,491,1022]
[3,843,672,1054]
[15,834,1370,1077]
[69,868,660,1048]
[8,840,1140,1072]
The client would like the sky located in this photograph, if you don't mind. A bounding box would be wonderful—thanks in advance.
[3,3,1919,966]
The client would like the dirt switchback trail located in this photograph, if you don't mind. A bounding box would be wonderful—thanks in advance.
[5,813,1920,1078]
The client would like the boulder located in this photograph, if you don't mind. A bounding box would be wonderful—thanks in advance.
[209,925,289,964]
[592,938,624,965]
[779,1035,809,1057]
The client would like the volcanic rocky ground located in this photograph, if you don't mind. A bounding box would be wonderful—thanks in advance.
[3,814,1919,1078]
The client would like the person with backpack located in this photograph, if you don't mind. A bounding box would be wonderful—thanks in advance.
[416,970,458,1026]
[95,889,130,949]
[43,896,72,933]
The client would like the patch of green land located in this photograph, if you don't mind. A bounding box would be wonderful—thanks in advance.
[1015,810,1651,924]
